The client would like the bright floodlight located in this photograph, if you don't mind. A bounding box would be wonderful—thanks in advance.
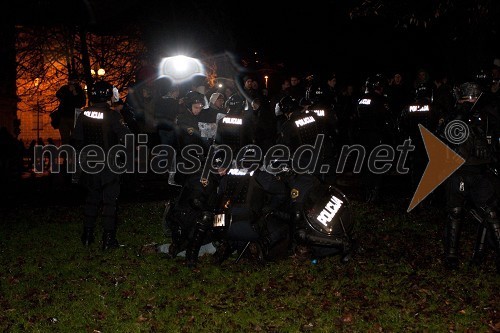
[159,55,205,83]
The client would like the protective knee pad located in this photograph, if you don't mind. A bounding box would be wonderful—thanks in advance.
[445,207,462,257]
[486,215,500,253]
[482,204,497,218]
[447,207,463,222]
[199,211,214,230]
[292,209,306,230]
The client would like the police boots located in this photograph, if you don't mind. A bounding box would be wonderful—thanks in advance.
[470,223,488,267]
[486,215,500,273]
[185,228,205,268]
[444,208,462,270]
[185,213,213,268]
[81,227,95,246]
[102,230,120,251]
[212,240,233,265]
[365,186,380,204]
[167,225,186,259]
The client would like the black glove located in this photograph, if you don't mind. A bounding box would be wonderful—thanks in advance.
[474,139,491,160]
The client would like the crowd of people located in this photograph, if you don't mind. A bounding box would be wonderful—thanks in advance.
[11,57,500,273]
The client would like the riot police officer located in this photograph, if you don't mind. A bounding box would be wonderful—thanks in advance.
[167,90,218,267]
[276,95,322,171]
[441,82,500,272]
[355,74,391,203]
[73,80,131,250]
[215,93,255,157]
[398,82,436,191]
[304,83,338,182]
[211,166,291,264]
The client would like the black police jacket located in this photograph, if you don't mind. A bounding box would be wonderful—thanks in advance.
[176,111,210,155]
[73,103,131,151]
[356,92,390,132]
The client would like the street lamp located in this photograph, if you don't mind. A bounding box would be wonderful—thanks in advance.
[91,68,106,79]
[159,55,205,83]
[264,75,269,89]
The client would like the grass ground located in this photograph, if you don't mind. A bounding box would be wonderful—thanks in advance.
[1,198,499,332]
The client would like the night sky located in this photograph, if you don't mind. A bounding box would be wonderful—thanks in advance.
[14,0,500,86]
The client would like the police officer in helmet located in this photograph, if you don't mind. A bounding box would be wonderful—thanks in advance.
[356,74,391,203]
[215,93,254,156]
[440,81,500,272]
[167,90,218,267]
[73,80,132,250]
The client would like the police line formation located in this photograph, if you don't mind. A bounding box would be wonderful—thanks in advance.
[66,69,500,273]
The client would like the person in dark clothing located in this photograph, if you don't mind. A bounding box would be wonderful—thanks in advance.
[167,90,218,267]
[215,93,255,156]
[323,72,340,108]
[72,80,131,251]
[431,73,455,131]
[440,81,500,272]
[251,97,276,153]
[113,98,139,135]
[289,74,305,102]
[55,73,86,145]
[387,72,411,119]
[154,81,181,147]
[271,77,291,133]
[356,74,391,203]
[197,92,226,147]
[175,90,211,178]
[336,83,359,146]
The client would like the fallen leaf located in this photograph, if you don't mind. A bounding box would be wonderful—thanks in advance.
[488,322,500,332]
[137,314,148,323]
[302,322,314,331]
[342,313,353,323]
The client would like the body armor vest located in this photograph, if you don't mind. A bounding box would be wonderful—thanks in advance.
[80,105,118,151]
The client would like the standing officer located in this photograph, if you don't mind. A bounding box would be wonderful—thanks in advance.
[167,90,218,267]
[55,72,87,145]
[215,93,255,156]
[441,82,500,272]
[356,74,391,203]
[73,80,131,250]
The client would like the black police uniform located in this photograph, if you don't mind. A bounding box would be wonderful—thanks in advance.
[398,84,436,189]
[211,167,291,264]
[168,91,218,266]
[174,107,210,184]
[277,111,323,171]
[356,86,390,202]
[441,84,500,272]
[73,83,131,250]
[215,112,254,156]
[214,94,255,156]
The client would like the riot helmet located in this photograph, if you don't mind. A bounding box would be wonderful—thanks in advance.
[305,84,325,105]
[453,82,482,114]
[414,83,432,103]
[278,95,300,116]
[455,82,482,101]
[473,69,491,91]
[364,74,386,94]
[90,81,113,103]
[184,90,206,113]
[224,93,246,114]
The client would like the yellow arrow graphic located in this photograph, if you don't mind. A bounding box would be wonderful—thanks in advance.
[407,124,466,212]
